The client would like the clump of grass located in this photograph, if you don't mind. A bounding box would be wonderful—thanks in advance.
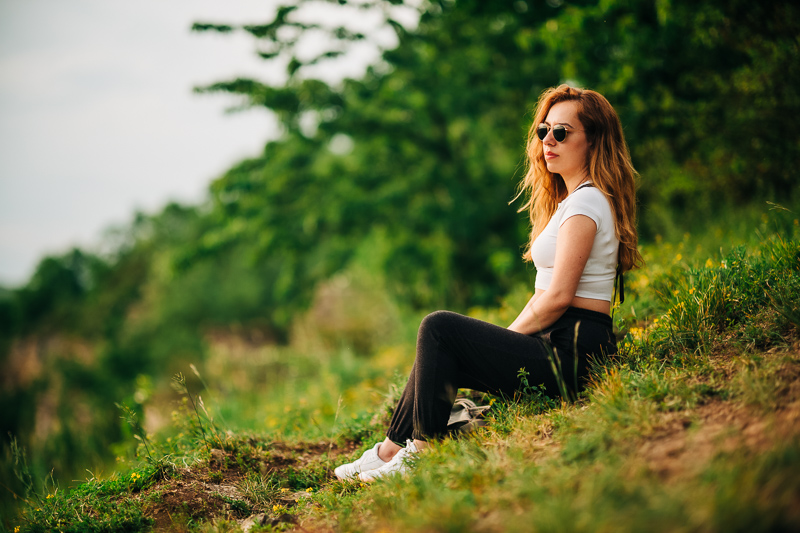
[482,369,561,437]
[237,471,281,510]
[732,353,800,412]
[9,461,155,533]
[623,235,799,361]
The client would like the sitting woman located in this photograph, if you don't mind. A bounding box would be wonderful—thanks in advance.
[335,84,643,482]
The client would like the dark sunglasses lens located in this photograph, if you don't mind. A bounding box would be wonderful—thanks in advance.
[537,124,569,142]
[536,124,548,141]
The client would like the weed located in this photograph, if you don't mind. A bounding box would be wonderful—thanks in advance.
[115,403,176,481]
[516,368,561,412]
[171,372,226,453]
[116,402,155,462]
[7,436,36,507]
[545,344,580,403]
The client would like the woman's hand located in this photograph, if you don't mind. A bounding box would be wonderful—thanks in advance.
[508,214,596,334]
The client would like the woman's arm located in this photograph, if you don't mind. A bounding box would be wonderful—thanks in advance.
[508,214,596,334]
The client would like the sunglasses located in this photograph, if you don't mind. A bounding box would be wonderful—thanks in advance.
[536,123,579,143]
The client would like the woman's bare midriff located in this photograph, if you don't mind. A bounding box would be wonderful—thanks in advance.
[533,289,611,316]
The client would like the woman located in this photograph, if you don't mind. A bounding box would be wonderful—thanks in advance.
[335,85,642,482]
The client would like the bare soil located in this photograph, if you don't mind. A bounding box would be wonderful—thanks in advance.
[638,345,800,482]
[129,440,359,532]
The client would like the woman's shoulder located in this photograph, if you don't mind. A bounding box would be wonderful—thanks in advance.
[571,184,605,199]
[567,185,611,211]
[560,185,613,226]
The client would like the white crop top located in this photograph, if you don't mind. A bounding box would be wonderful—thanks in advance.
[530,184,619,301]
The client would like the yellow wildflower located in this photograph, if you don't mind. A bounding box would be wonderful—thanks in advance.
[689,288,695,295]
[280,488,290,493]
[46,494,53,499]
[675,254,682,261]
[273,504,285,513]
[305,487,314,493]
[705,258,714,268]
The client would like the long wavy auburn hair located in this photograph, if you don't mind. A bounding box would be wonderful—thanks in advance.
[517,85,643,273]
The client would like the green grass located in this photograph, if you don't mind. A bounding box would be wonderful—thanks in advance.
[4,205,800,532]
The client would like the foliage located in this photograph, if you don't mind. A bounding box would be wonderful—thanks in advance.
[187,0,800,313]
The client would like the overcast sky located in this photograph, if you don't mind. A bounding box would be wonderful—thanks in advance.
[0,0,409,287]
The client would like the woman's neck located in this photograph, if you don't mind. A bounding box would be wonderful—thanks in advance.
[563,173,590,194]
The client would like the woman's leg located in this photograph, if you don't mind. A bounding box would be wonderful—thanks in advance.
[386,310,571,443]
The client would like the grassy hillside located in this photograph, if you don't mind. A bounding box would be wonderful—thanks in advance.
[4,214,799,532]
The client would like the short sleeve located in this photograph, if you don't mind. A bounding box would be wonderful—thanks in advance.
[558,189,603,229]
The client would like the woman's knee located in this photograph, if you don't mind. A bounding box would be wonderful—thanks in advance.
[418,310,461,339]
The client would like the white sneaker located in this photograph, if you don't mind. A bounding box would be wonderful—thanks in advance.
[334,442,387,480]
[358,440,419,482]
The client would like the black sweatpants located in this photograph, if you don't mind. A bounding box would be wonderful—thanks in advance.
[386,307,616,443]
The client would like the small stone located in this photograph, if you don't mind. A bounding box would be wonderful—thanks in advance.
[210,449,225,467]
[239,513,267,532]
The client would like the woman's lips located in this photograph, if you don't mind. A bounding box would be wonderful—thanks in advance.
[544,152,558,160]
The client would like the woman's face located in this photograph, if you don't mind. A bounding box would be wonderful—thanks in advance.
[541,100,590,184]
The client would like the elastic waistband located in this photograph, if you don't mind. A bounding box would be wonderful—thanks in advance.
[560,306,613,328]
